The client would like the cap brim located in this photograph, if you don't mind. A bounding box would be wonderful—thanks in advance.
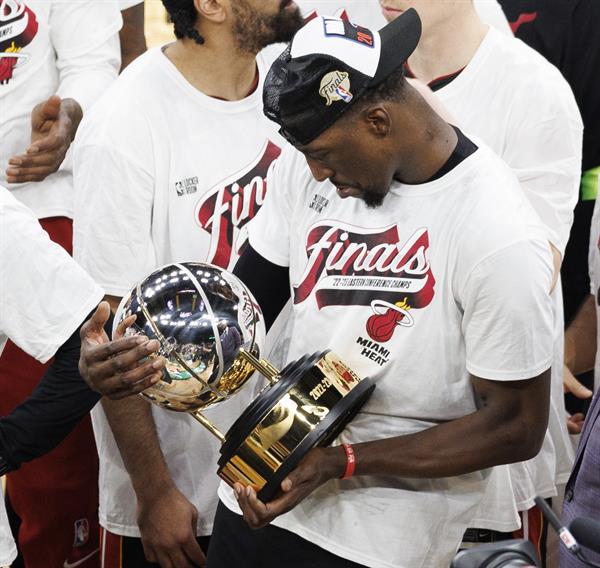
[372,7,422,85]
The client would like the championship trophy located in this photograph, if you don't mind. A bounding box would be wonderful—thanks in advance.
[114,262,375,500]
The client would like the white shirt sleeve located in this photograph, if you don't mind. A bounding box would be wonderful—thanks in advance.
[0,187,104,363]
[504,76,583,256]
[73,139,157,298]
[474,0,512,35]
[248,145,301,267]
[50,0,122,112]
[462,238,554,380]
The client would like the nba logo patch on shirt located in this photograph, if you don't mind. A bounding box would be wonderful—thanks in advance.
[322,18,374,48]
[319,71,353,105]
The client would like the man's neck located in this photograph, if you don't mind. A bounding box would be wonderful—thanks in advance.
[407,7,488,85]
[164,35,258,101]
[392,95,459,185]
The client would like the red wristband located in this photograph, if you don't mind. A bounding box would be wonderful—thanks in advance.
[340,443,356,479]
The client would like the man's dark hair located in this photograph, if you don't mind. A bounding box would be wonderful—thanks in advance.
[354,68,408,110]
[162,0,204,45]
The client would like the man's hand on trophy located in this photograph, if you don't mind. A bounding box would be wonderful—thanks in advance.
[137,486,206,567]
[234,445,346,529]
[78,301,165,399]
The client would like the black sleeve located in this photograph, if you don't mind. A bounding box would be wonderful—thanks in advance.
[233,245,291,331]
[0,311,112,472]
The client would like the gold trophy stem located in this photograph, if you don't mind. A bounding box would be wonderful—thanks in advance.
[189,410,225,442]
[238,349,280,384]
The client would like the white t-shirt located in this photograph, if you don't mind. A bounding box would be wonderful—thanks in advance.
[73,46,286,537]
[0,186,104,565]
[293,0,511,33]
[0,0,121,219]
[432,26,583,525]
[219,141,555,568]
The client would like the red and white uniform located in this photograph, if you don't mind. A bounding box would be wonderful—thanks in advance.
[0,0,121,218]
[73,45,286,539]
[0,186,103,566]
[219,141,555,568]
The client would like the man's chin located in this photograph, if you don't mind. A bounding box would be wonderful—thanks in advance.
[361,191,386,209]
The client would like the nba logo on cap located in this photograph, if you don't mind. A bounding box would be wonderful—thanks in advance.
[319,71,353,105]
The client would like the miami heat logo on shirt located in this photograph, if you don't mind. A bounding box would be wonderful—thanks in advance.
[294,222,436,342]
[0,0,38,85]
[196,140,281,268]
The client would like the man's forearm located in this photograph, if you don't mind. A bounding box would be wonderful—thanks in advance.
[0,323,100,469]
[119,4,147,71]
[565,294,597,375]
[101,293,175,499]
[102,396,175,500]
[320,371,551,481]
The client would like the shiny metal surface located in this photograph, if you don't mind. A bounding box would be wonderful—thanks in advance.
[219,352,366,493]
[114,262,265,413]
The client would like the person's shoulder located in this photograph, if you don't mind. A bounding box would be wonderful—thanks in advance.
[453,145,548,248]
[75,49,166,144]
[486,28,570,91]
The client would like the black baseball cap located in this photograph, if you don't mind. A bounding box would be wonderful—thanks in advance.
[263,9,422,146]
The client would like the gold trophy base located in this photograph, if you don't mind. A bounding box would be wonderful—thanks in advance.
[217,350,374,501]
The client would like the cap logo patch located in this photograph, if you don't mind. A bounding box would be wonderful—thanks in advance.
[319,70,353,106]
[322,18,374,48]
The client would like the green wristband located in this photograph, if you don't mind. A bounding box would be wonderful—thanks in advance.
[581,166,600,201]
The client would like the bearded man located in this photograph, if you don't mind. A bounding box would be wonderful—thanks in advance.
[72,1,303,566]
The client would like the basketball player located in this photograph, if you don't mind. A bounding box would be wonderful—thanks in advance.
[73,0,303,565]
[0,2,122,565]
[0,185,164,567]
[206,11,556,567]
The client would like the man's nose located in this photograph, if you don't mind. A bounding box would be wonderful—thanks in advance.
[305,157,334,183]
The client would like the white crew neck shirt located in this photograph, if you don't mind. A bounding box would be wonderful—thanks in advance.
[430,25,583,525]
[219,140,554,568]
[73,44,287,537]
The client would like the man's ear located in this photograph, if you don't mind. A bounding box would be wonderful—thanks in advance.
[363,105,392,138]
[194,0,227,24]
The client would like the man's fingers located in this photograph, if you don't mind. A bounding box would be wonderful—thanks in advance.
[235,484,261,527]
[84,334,153,364]
[564,369,593,399]
[182,538,206,567]
[81,301,111,338]
[6,170,56,184]
[7,151,61,169]
[115,314,137,339]
[566,413,585,435]
[104,369,163,399]
[40,95,62,120]
[27,132,66,154]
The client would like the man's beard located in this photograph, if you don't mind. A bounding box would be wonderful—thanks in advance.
[232,0,304,53]
[361,189,386,208]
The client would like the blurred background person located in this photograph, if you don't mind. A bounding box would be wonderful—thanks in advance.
[0,1,121,565]
[379,1,582,564]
